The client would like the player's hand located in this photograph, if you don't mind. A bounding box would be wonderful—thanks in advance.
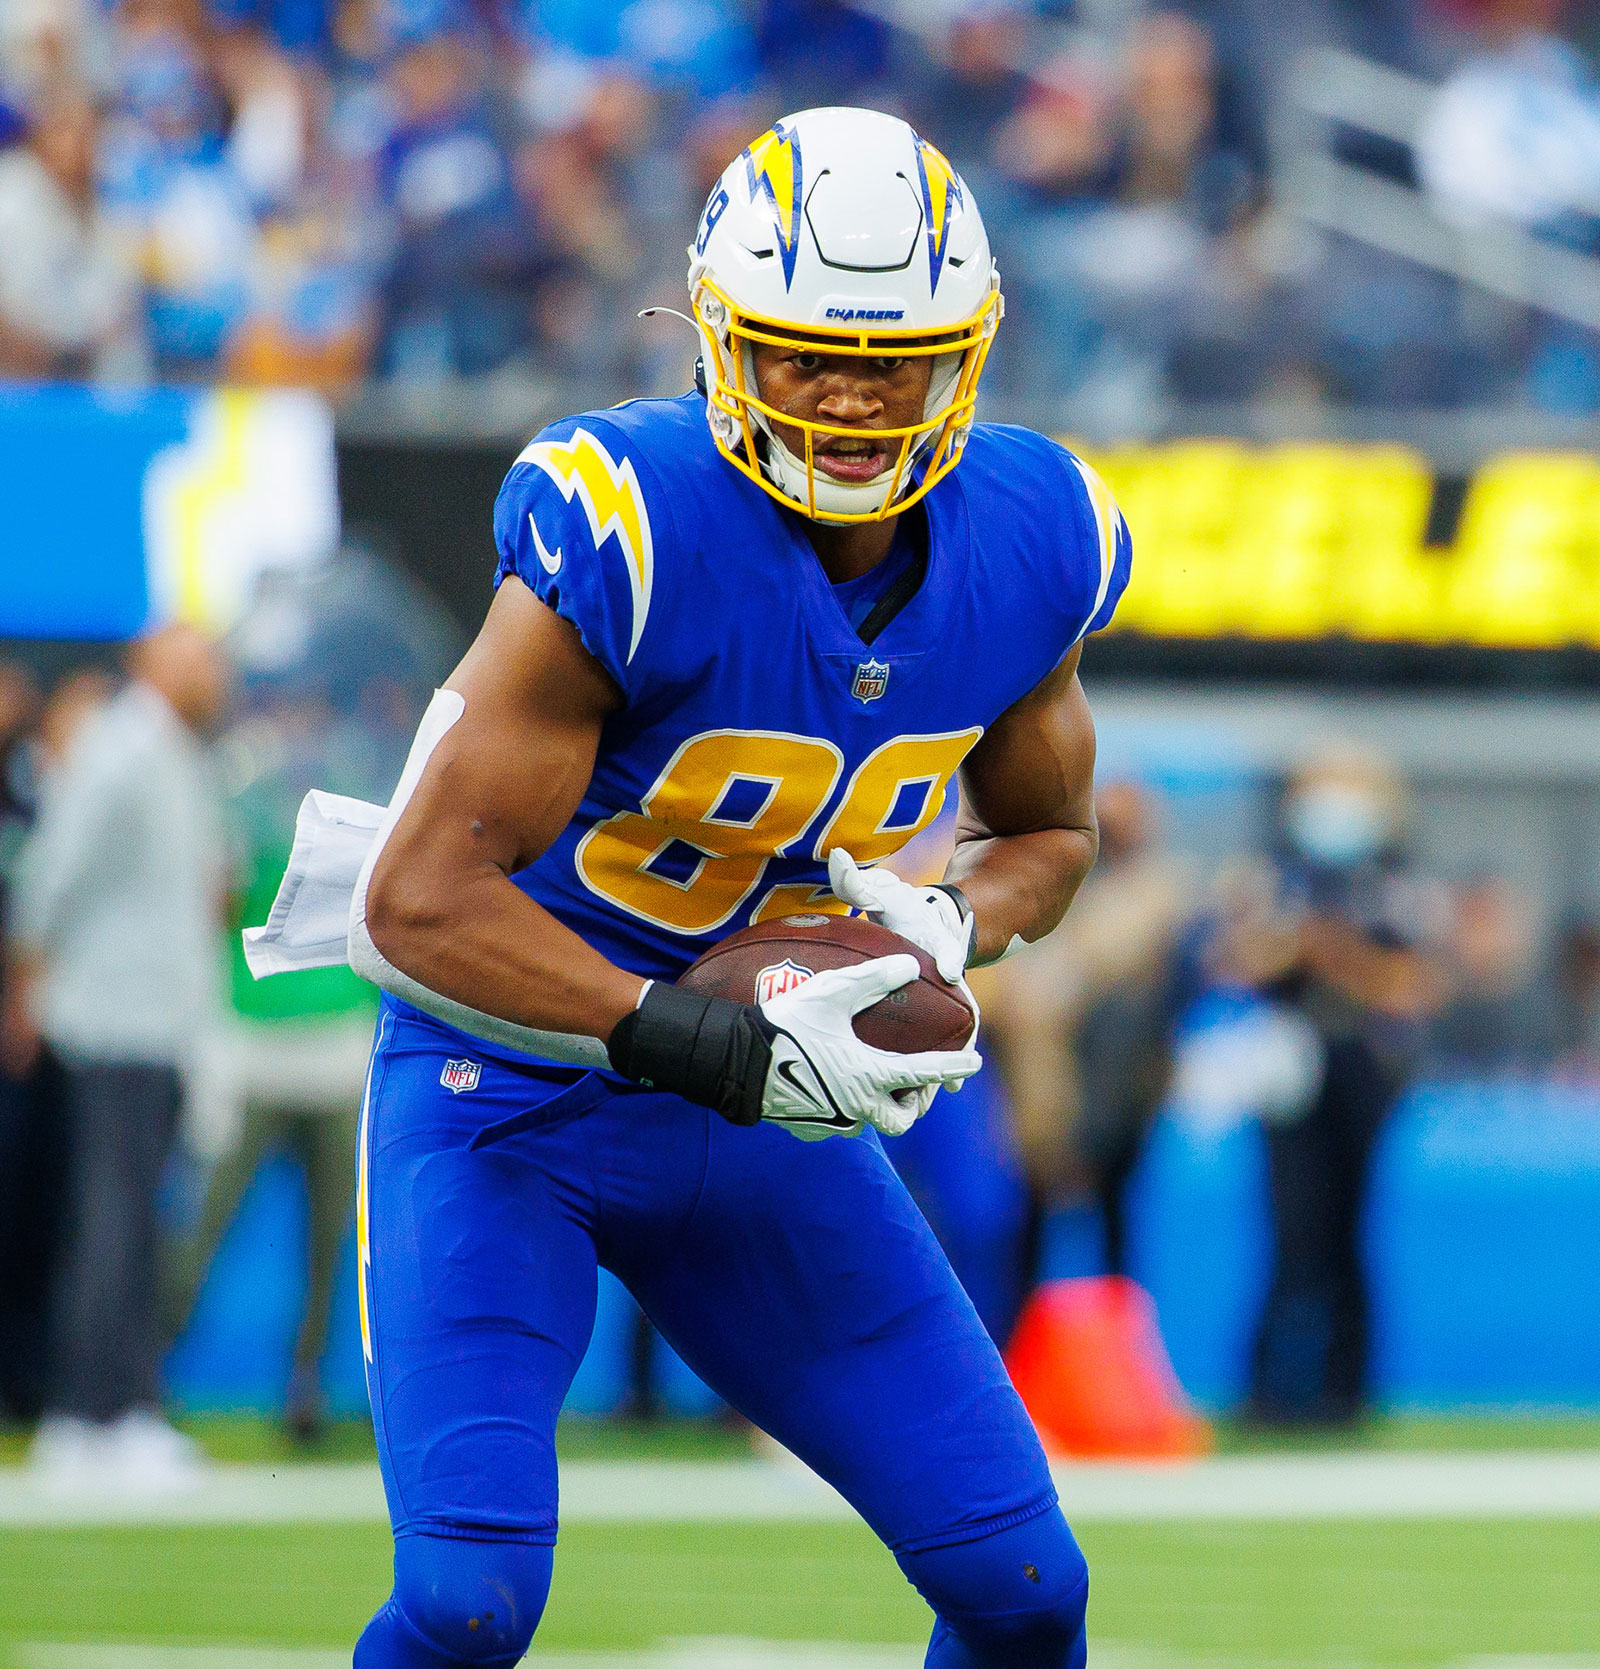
[759,955,982,1141]
[827,849,981,1057]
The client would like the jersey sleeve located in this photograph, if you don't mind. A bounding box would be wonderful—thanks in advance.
[493,417,669,696]
[1060,447,1133,642]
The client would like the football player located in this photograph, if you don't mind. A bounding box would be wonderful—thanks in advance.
[343,107,1130,1668]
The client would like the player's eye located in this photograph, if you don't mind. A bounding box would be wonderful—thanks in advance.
[790,352,824,372]
[870,357,907,372]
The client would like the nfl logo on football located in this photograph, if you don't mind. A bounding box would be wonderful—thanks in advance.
[755,960,815,1003]
[851,659,890,703]
[440,1058,481,1094]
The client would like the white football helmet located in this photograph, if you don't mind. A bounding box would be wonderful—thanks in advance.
[687,106,1003,524]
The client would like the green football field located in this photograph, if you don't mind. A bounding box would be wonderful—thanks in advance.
[2,1418,1599,1666]
[3,1516,1600,1664]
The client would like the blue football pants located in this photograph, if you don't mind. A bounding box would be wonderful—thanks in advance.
[889,1060,1029,1345]
[354,1006,1083,1665]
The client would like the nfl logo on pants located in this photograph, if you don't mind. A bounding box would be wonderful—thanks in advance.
[851,659,890,702]
[440,1058,481,1093]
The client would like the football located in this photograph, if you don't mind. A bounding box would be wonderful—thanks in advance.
[677,913,975,1053]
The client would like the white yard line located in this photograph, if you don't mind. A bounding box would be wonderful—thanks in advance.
[0,1463,387,1528]
[5,1452,1600,1530]
[1053,1451,1600,1520]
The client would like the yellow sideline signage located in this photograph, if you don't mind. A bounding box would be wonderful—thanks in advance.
[1068,440,1600,650]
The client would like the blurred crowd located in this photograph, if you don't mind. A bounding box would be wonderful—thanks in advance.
[2,0,1600,413]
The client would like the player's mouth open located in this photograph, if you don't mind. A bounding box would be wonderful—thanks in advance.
[814,435,893,483]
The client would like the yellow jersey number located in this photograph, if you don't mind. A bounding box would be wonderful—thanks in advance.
[574,726,982,935]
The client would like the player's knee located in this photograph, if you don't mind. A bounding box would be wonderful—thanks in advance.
[901,1509,1089,1669]
[389,1531,552,1664]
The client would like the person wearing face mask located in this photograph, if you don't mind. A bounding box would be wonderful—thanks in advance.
[1243,743,1449,1427]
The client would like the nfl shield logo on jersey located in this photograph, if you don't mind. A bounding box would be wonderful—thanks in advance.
[440,1058,481,1094]
[756,960,815,1003]
[851,659,890,703]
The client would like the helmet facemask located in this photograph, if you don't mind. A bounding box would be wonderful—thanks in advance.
[690,274,1002,525]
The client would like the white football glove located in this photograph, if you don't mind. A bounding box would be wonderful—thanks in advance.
[758,954,982,1141]
[827,848,981,1054]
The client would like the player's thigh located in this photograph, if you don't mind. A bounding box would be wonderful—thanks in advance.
[891,1069,1028,1335]
[617,1115,1057,1555]
[362,1010,604,1541]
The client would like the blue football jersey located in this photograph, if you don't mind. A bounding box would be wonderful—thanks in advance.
[428,392,1129,1014]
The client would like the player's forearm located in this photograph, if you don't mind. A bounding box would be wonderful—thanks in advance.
[944,824,1098,967]
[365,857,645,1042]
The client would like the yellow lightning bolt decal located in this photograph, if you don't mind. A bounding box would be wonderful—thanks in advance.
[746,126,799,251]
[919,140,957,256]
[1072,455,1124,628]
[519,428,655,663]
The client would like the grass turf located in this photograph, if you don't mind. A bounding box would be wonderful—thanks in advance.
[2,1517,1599,1662]
[4,1415,1599,1662]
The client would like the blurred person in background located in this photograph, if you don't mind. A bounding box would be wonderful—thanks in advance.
[1415,0,1600,411]
[214,21,378,386]
[1431,874,1546,1074]
[5,625,230,1491]
[34,668,116,761]
[213,21,308,216]
[1210,743,1448,1427]
[989,778,1193,1295]
[627,90,779,394]
[3,667,120,1425]
[0,84,148,381]
[1,0,108,95]
[0,662,65,1427]
[904,3,1031,169]
[1549,914,1600,1081]
[375,14,537,380]
[753,0,891,111]
[513,61,652,381]
[207,0,334,58]
[164,552,455,1437]
[0,661,43,949]
[167,678,376,1444]
[99,0,262,378]
[987,12,1259,415]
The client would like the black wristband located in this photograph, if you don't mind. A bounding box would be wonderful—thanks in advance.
[931,883,976,966]
[607,982,776,1127]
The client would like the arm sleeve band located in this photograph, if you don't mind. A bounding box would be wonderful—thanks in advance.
[931,882,976,960]
[346,688,611,1070]
[935,882,1051,967]
[606,980,775,1125]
